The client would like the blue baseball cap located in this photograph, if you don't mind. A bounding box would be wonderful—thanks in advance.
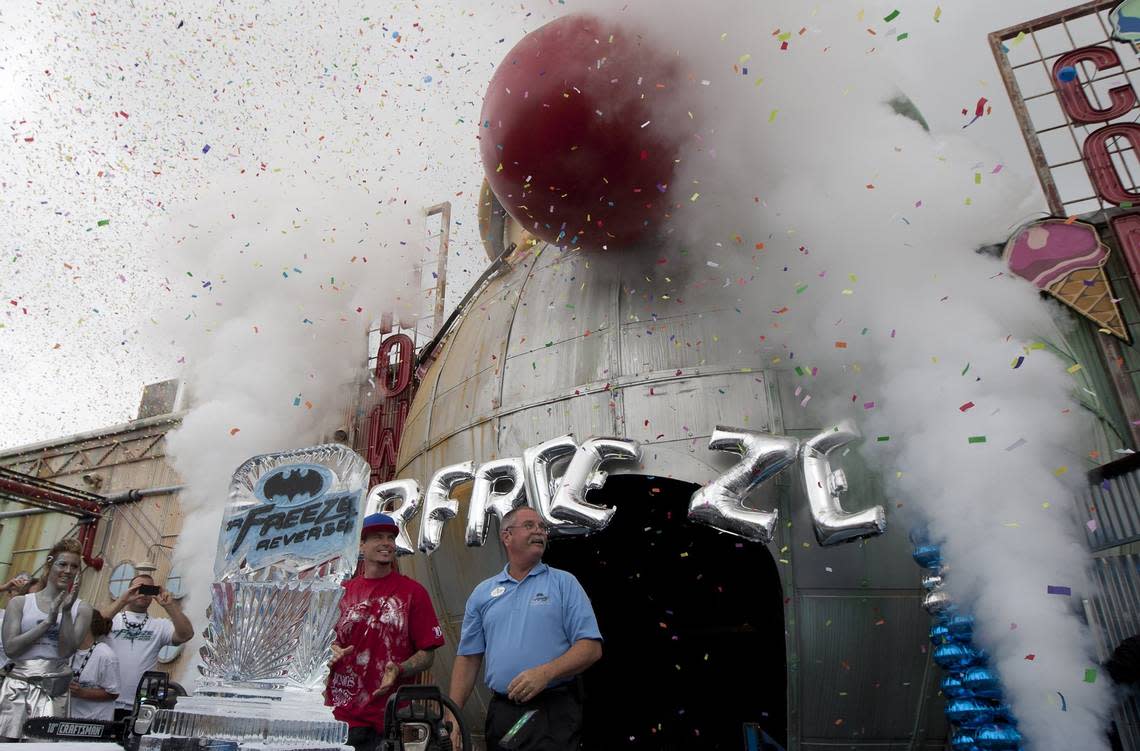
[361,512,399,539]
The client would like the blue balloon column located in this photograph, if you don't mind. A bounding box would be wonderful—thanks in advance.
[912,539,1025,751]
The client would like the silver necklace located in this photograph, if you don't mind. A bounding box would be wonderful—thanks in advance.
[121,612,149,642]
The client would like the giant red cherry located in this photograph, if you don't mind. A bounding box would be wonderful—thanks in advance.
[479,13,692,252]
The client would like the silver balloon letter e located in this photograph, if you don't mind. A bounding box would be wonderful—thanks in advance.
[800,421,886,546]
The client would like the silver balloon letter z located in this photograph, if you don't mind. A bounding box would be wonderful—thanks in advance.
[688,427,799,543]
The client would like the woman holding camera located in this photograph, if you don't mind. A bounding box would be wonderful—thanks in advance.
[0,537,93,741]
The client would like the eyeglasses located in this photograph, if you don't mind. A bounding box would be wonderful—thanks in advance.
[505,521,551,534]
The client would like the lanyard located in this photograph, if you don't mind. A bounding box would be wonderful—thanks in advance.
[71,647,94,680]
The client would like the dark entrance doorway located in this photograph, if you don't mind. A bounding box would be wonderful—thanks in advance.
[542,475,786,750]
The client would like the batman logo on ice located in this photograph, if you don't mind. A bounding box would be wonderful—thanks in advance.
[256,464,332,506]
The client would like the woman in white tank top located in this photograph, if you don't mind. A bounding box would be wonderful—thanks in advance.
[0,538,93,741]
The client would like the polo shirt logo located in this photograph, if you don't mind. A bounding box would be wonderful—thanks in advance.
[531,593,549,605]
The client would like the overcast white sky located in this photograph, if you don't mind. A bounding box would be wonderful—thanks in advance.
[0,0,1090,451]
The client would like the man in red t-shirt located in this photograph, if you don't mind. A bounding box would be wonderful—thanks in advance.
[326,513,445,750]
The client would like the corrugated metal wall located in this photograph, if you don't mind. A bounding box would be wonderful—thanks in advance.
[1082,456,1140,552]
[1085,555,1140,751]
[1078,452,1140,751]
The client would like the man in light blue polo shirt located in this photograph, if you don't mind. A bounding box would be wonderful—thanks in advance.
[447,506,602,750]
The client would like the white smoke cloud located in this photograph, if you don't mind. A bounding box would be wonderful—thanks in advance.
[577,1,1115,748]
[158,171,424,680]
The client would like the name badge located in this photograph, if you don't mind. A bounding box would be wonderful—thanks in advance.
[491,586,506,598]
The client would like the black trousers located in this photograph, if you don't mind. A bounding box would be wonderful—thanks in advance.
[346,725,380,751]
[486,685,582,751]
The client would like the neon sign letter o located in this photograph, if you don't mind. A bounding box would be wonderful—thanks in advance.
[377,334,413,397]
[1083,123,1140,205]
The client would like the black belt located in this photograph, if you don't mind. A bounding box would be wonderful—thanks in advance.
[491,682,575,706]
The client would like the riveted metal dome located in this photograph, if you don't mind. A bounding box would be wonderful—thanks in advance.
[390,234,943,749]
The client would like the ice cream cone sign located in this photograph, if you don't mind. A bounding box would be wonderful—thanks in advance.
[1004,218,1131,343]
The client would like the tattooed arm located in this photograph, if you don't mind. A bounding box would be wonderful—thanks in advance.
[374,649,437,697]
[399,649,436,678]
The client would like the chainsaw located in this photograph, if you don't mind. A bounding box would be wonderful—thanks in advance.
[22,670,178,750]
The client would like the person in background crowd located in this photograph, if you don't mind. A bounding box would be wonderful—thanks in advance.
[326,513,445,751]
[101,573,193,721]
[0,572,34,598]
[447,506,603,751]
[69,610,120,721]
[0,573,36,678]
[0,538,92,741]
